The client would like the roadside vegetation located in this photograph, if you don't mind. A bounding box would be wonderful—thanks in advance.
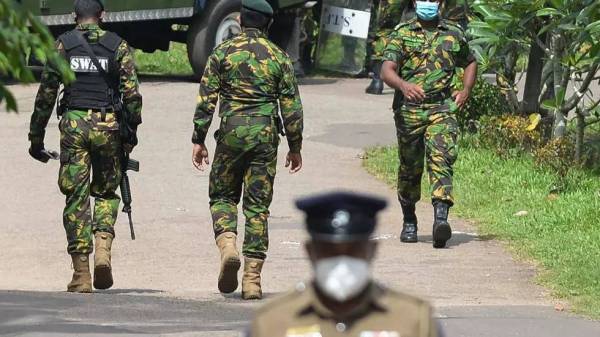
[135,43,194,76]
[364,138,600,318]
[1,0,73,112]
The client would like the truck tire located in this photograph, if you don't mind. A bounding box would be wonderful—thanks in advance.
[187,0,242,77]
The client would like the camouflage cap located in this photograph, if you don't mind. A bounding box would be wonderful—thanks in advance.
[242,0,274,16]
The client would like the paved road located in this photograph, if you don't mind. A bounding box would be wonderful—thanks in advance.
[2,290,600,337]
[1,78,599,336]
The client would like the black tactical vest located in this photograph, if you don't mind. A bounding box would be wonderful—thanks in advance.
[59,29,122,111]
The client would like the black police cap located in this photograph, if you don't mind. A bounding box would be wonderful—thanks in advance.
[74,0,104,18]
[295,191,387,242]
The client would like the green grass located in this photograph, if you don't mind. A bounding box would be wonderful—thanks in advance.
[135,42,193,76]
[364,140,600,318]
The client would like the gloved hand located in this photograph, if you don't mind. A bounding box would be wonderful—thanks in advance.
[29,143,59,163]
[123,143,134,153]
[121,125,138,153]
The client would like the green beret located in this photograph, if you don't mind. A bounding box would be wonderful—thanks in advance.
[242,0,274,16]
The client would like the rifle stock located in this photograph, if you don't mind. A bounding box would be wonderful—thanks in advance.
[121,154,139,240]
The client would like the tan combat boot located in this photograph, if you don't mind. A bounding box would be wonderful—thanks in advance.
[216,232,241,293]
[93,232,114,290]
[242,257,264,300]
[67,254,92,293]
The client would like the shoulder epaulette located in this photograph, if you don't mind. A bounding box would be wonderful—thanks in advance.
[394,19,414,31]
[443,19,467,34]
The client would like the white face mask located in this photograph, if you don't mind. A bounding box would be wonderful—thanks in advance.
[314,256,371,302]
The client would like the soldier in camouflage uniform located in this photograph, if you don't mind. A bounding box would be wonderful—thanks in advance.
[29,0,142,293]
[191,0,304,300]
[381,0,477,248]
[366,0,411,95]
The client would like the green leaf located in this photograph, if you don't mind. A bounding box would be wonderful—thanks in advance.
[0,84,18,112]
[558,23,579,31]
[556,87,566,107]
[536,8,562,17]
[542,98,558,110]
[586,21,600,34]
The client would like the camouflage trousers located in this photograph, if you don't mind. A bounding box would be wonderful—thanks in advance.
[394,106,458,206]
[209,117,279,260]
[59,110,121,255]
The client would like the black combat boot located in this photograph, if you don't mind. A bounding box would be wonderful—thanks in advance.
[432,201,452,249]
[400,203,418,243]
[365,62,384,95]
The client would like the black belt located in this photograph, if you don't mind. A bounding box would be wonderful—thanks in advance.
[69,107,117,113]
[406,90,452,106]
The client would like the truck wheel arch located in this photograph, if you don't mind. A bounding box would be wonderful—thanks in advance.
[187,0,242,77]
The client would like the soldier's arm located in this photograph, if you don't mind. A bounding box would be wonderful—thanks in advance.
[382,33,413,84]
[380,29,404,87]
[117,41,143,127]
[381,31,426,101]
[454,29,477,92]
[192,51,221,145]
[278,57,303,153]
[29,41,64,145]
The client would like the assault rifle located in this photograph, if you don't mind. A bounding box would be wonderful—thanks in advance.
[120,152,139,240]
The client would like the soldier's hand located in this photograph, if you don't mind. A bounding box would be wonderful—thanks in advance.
[285,152,302,174]
[123,144,134,154]
[400,82,426,103]
[192,143,210,171]
[453,89,470,109]
[29,143,58,163]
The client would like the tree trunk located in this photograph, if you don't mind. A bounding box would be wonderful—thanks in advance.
[551,34,567,139]
[497,47,519,113]
[522,35,546,115]
[575,109,585,163]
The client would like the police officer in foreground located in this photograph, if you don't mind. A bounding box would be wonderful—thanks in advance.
[192,0,304,300]
[249,191,442,336]
[381,0,477,248]
[29,0,142,293]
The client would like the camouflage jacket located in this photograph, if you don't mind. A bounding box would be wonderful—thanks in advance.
[383,18,475,95]
[29,23,142,144]
[192,28,304,153]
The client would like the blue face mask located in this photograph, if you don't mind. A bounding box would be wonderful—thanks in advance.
[415,1,440,21]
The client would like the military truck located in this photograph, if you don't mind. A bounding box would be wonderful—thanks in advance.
[21,0,311,76]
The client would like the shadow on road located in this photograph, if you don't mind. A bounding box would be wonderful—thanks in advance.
[419,232,494,249]
[0,290,253,335]
[98,288,165,295]
[220,291,284,301]
[310,123,397,149]
[298,78,338,86]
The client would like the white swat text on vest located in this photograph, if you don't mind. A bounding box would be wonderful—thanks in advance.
[70,56,109,72]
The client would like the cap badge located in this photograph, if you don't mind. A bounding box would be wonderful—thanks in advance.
[331,210,350,229]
